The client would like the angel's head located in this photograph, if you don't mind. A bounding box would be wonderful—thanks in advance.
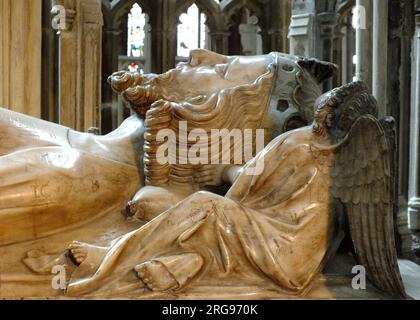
[312,81,378,142]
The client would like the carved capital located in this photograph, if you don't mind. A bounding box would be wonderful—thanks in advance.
[317,12,340,38]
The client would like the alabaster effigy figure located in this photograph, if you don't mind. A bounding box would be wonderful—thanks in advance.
[0,49,332,245]
[109,49,333,221]
[0,50,406,299]
[21,81,406,299]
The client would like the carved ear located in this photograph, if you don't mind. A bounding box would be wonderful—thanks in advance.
[297,58,339,84]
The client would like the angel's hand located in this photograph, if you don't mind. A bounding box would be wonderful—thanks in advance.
[194,165,226,188]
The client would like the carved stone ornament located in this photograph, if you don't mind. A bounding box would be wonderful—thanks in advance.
[0,50,407,299]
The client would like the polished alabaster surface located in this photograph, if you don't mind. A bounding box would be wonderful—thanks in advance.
[0,50,406,299]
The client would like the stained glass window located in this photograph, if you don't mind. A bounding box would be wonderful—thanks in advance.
[177,4,207,57]
[127,3,146,58]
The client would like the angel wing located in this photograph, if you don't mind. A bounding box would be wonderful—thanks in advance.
[330,115,406,298]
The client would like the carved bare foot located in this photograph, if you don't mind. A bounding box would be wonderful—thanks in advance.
[68,241,108,266]
[134,260,178,292]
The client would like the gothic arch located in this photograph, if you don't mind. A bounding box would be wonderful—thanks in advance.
[336,0,355,15]
[101,0,113,28]
[107,0,153,30]
[335,0,355,31]
[221,0,264,29]
[175,0,221,32]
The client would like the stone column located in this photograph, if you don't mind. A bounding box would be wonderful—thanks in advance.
[409,7,420,230]
[333,26,346,87]
[42,0,59,123]
[102,27,122,132]
[150,0,177,73]
[264,0,290,53]
[372,0,389,117]
[0,0,42,117]
[370,0,416,257]
[210,31,231,55]
[317,12,339,91]
[53,0,103,131]
[355,0,373,88]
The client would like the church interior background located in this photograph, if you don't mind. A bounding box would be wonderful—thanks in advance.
[1,0,420,299]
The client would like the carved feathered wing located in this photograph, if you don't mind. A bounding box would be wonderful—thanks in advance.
[330,115,406,298]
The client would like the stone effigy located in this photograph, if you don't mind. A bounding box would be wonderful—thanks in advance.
[0,50,407,299]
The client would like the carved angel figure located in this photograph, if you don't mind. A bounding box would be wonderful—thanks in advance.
[40,81,405,298]
[0,49,335,245]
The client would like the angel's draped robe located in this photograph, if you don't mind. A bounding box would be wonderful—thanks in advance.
[67,128,339,296]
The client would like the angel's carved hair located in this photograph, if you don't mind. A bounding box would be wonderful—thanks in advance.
[313,81,378,138]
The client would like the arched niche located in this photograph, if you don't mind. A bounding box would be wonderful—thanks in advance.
[101,0,153,133]
[221,0,264,29]
[221,0,265,55]
[107,0,152,31]
[335,0,355,30]
[175,2,216,61]
[176,0,220,36]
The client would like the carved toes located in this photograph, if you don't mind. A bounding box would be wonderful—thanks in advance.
[67,241,88,266]
[134,261,178,292]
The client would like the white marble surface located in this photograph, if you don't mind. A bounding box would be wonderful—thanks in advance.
[399,259,420,300]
